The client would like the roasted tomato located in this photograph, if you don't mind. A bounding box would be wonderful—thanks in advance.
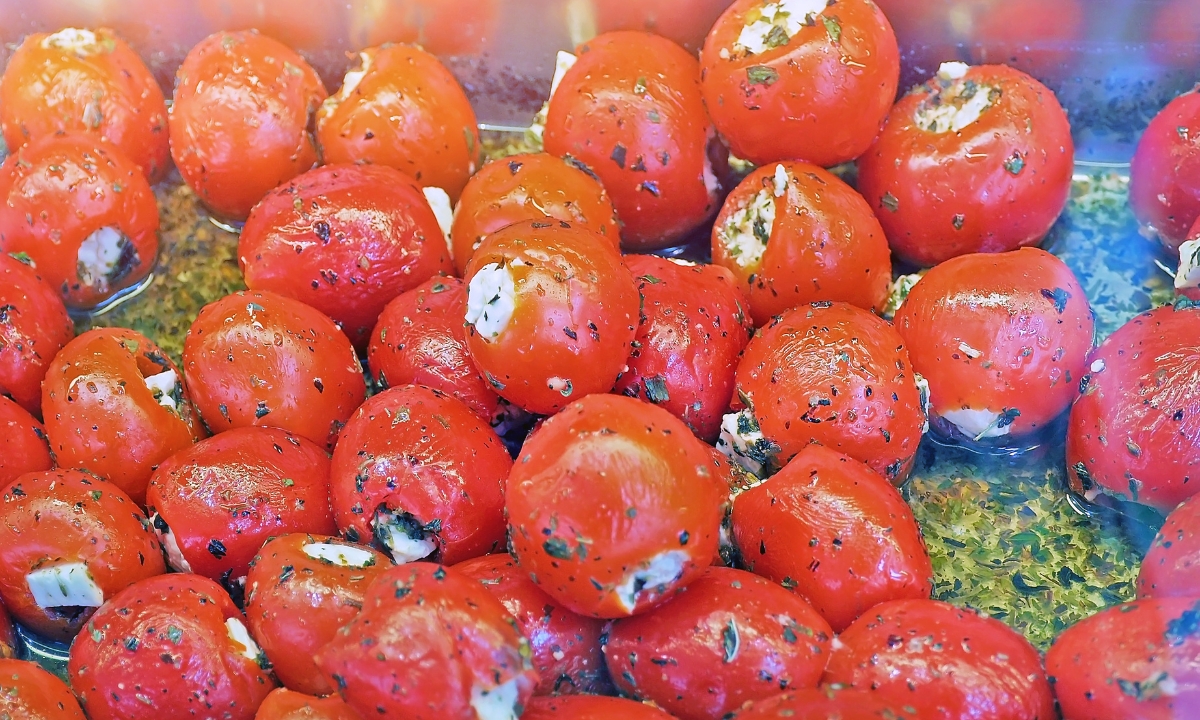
[450,153,621,276]
[349,0,499,56]
[0,27,169,182]
[734,687,918,719]
[68,574,277,720]
[0,133,159,309]
[0,469,165,642]
[254,688,363,720]
[317,44,480,203]
[1130,88,1200,255]
[1066,304,1200,514]
[721,302,926,484]
[239,164,453,349]
[0,396,52,487]
[699,0,899,168]
[523,695,675,720]
[454,553,610,696]
[42,328,205,505]
[0,658,87,720]
[507,394,724,618]
[1138,493,1200,599]
[245,533,391,696]
[314,563,538,719]
[0,600,14,658]
[0,246,75,414]
[544,31,722,250]
[169,30,327,221]
[857,62,1074,267]
[731,445,932,632]
[711,161,892,325]
[183,290,366,450]
[593,0,734,52]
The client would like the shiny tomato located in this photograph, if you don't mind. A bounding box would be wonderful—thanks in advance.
[507,394,724,618]
[699,0,899,168]
[522,695,674,720]
[0,601,14,659]
[254,688,363,720]
[1138,493,1200,599]
[734,687,918,719]
[183,290,366,450]
[594,0,734,52]
[1130,89,1200,255]
[0,658,87,720]
[170,30,327,221]
[349,0,499,56]
[0,133,159,309]
[0,396,52,487]
[0,249,74,414]
[544,31,722,250]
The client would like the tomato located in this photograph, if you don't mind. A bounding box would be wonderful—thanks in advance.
[0,27,169,183]
[316,44,480,203]
[1149,0,1200,71]
[958,0,1086,83]
[1046,597,1200,719]
[254,688,363,720]
[349,0,500,57]
[1138,493,1200,599]
[699,0,900,168]
[1130,89,1200,255]
[454,553,610,696]
[0,601,14,659]
[450,153,621,276]
[723,302,926,484]
[196,0,347,56]
[593,0,735,52]
[711,161,892,325]
[733,687,918,719]
[170,31,327,221]
[0,133,159,309]
[544,31,722,250]
[1178,219,1200,302]
[68,574,276,720]
[0,396,52,487]
[314,563,538,719]
[244,533,391,696]
[183,290,366,450]
[522,695,674,720]
[507,394,724,618]
[239,164,453,349]
[1066,304,1200,515]
[0,658,87,720]
[823,599,1056,720]
[0,249,74,415]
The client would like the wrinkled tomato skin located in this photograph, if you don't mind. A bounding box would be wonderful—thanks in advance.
[734,687,918,720]
[732,445,933,633]
[699,0,899,168]
[1066,305,1200,514]
[823,599,1056,720]
[0,601,15,658]
[183,290,366,450]
[0,396,52,487]
[254,688,363,720]
[170,31,327,221]
[454,553,610,696]
[522,695,675,720]
[507,395,724,619]
[42,328,205,505]
[0,658,87,720]
[544,31,721,250]
[1138,494,1200,599]
[0,254,74,414]
[857,64,1074,267]
[314,563,538,720]
[68,574,277,720]
[1130,90,1200,254]
[245,534,391,696]
[240,164,452,349]
[1046,597,1200,719]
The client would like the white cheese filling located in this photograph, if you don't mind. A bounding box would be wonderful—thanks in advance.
[373,512,437,564]
[470,678,521,720]
[735,0,829,55]
[423,187,455,256]
[914,63,996,134]
[42,28,100,53]
[718,187,775,270]
[225,617,262,662]
[77,226,127,292]
[614,550,689,613]
[27,563,104,608]
[1175,238,1200,291]
[466,263,518,340]
[302,542,377,568]
[938,61,971,81]
[942,408,1012,440]
[528,51,578,148]
[882,272,925,318]
[772,163,789,197]
[914,373,932,434]
[143,369,179,411]
[152,516,194,573]
[327,51,372,112]
[717,409,773,477]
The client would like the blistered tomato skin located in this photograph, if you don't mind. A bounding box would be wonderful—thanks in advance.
[1130,89,1200,254]
[0,253,74,414]
[1138,494,1200,599]
[699,0,900,168]
[254,688,363,720]
[857,63,1074,268]
[734,687,918,719]
[522,695,675,720]
[0,658,87,720]
[0,397,52,487]
[169,30,327,221]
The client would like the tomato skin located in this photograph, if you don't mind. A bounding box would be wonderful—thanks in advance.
[1131,89,1200,255]
[0,253,74,414]
[0,601,14,658]
[0,658,87,720]
[1149,0,1200,71]
[170,31,327,221]
[254,688,363,720]
[594,0,733,52]
[1138,494,1200,599]
[522,695,675,720]
[350,0,499,57]
[0,396,52,487]
[959,0,1086,83]
[734,687,918,719]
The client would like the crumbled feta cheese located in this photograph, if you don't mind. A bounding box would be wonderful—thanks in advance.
[27,563,104,609]
[613,550,689,612]
[1175,238,1200,291]
[735,0,829,55]
[152,516,194,573]
[882,272,925,318]
[224,617,262,662]
[302,542,377,568]
[772,164,789,197]
[1090,359,1106,374]
[717,409,778,477]
[77,226,128,292]
[527,51,578,149]
[549,50,578,99]
[423,187,455,255]
[942,408,1011,439]
[144,369,179,411]
[717,187,775,270]
[466,263,518,340]
[373,510,437,563]
[470,678,521,720]
[42,28,99,53]
[914,67,998,134]
[333,52,371,104]
[914,373,932,434]
[937,61,971,81]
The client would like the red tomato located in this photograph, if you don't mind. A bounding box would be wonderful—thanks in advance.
[960,0,1086,83]
[0,601,14,659]
[507,394,724,618]
[0,396,52,487]
[1149,0,1200,71]
[731,445,932,632]
[544,31,722,250]
[1130,89,1200,255]
[0,250,74,414]
[68,574,277,720]
[711,161,891,325]
[594,0,735,52]
[330,385,510,565]
[522,695,675,720]
[169,31,327,221]
[183,290,366,450]
[0,27,169,182]
[1066,304,1200,514]
[239,164,453,349]
[734,687,918,720]
[823,599,1056,720]
[0,658,87,720]
[314,563,538,719]
[699,0,899,168]
[254,688,363,720]
[0,133,159,309]
[316,44,480,203]
[196,0,348,56]
[349,0,500,57]
[245,533,391,696]
[1138,493,1200,599]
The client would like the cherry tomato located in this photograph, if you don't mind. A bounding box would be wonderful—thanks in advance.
[0,251,74,414]
[314,562,538,719]
[0,658,87,720]
[183,290,366,450]
[544,31,722,250]
[254,688,363,720]
[1066,304,1200,514]
[1130,89,1200,255]
[823,598,1056,720]
[959,0,1086,83]
[245,533,391,696]
[699,0,900,168]
[1138,493,1200,599]
[0,27,169,182]
[594,0,734,52]
[196,0,348,57]
[68,574,277,720]
[712,161,892,325]
[507,394,724,618]
[170,31,327,221]
[317,44,479,203]
[733,687,918,720]
[240,164,453,349]
[463,220,640,416]
[522,695,674,720]
[0,133,159,309]
[0,601,14,659]
[349,0,500,57]
[0,396,52,487]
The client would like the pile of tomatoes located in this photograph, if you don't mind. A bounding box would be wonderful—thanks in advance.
[0,1,1198,718]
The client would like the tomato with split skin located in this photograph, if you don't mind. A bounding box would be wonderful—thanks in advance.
[1130,88,1200,255]
[0,658,87,720]
[0,246,75,415]
[254,688,363,720]
[0,396,52,487]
